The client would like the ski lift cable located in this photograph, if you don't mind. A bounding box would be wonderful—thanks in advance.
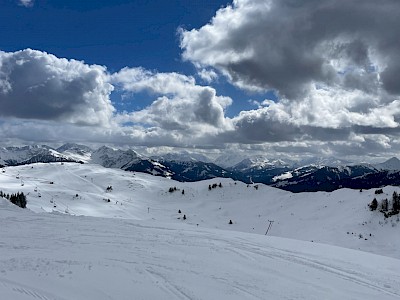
[15,170,77,215]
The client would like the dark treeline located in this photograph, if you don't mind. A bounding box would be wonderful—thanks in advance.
[0,190,27,208]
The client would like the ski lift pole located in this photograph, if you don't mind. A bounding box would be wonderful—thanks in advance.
[265,220,274,235]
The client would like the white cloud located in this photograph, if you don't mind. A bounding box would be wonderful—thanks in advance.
[197,69,218,83]
[0,49,114,126]
[0,50,236,148]
[18,0,34,7]
[180,0,400,99]
[221,86,400,145]
[2,47,400,160]
[176,0,400,158]
[112,68,233,138]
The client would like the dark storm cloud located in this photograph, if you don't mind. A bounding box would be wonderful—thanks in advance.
[220,119,352,144]
[181,0,400,98]
[380,59,400,95]
[352,125,400,136]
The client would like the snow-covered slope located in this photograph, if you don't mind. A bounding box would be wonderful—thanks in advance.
[1,162,400,259]
[1,163,400,299]
[56,143,92,163]
[1,197,400,300]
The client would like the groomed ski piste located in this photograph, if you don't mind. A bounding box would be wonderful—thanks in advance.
[1,162,400,299]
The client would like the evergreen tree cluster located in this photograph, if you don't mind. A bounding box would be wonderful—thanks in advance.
[0,190,27,208]
[369,190,400,217]
[168,186,177,193]
[208,183,222,190]
[168,187,186,194]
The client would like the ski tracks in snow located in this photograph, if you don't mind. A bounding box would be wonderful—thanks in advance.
[230,238,400,298]
[144,267,196,300]
[0,277,67,300]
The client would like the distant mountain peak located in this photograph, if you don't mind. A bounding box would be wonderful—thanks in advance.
[374,157,400,171]
[152,151,211,163]
[232,156,290,171]
[91,146,142,169]
[386,157,400,163]
[57,143,92,153]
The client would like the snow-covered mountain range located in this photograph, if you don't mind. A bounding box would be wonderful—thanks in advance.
[0,145,82,167]
[2,144,400,192]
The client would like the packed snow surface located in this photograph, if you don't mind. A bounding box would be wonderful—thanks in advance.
[1,163,400,299]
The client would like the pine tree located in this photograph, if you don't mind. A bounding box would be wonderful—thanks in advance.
[369,198,378,211]
[20,192,27,208]
[381,198,389,211]
[393,191,400,211]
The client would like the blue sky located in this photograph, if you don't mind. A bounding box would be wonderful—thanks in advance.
[1,0,400,161]
[1,0,266,116]
[2,0,220,70]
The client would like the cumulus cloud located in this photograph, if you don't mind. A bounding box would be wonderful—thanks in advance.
[2,40,400,160]
[0,49,235,148]
[0,49,114,126]
[216,86,400,145]
[180,0,400,99]
[112,68,233,139]
[177,0,400,159]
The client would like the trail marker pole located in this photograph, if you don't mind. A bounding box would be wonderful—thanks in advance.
[265,220,274,235]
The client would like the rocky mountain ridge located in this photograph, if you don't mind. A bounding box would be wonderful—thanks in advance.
[2,144,400,192]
